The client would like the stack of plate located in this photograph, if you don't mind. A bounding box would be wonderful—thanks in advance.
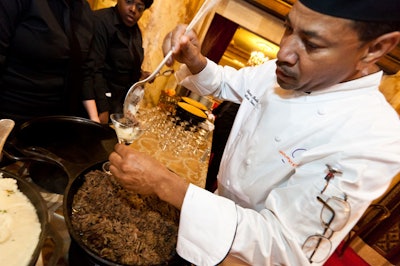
[176,98,208,126]
[181,97,208,111]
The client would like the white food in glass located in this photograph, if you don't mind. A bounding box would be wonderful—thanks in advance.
[114,125,142,144]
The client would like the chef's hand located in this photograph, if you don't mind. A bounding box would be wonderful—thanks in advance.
[162,24,207,74]
[108,144,189,209]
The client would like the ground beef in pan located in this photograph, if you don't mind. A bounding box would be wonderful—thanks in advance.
[71,170,180,265]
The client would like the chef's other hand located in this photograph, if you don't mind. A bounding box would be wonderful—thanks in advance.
[162,24,207,74]
[108,144,189,209]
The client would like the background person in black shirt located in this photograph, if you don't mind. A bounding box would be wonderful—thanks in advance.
[0,0,95,125]
[83,0,153,124]
[205,101,240,192]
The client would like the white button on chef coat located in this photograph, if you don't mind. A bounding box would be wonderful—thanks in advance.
[317,107,327,115]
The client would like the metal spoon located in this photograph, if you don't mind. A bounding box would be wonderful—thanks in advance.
[123,0,221,118]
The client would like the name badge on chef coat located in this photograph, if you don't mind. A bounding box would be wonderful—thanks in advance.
[245,89,259,107]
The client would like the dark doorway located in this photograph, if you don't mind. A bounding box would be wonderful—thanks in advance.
[201,13,239,63]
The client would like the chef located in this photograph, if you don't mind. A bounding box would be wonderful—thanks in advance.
[109,0,400,265]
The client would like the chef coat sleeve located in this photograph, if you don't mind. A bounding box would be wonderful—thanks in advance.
[176,59,252,104]
[177,184,310,266]
[177,184,237,265]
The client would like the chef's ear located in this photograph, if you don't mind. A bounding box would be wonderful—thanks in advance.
[361,31,400,65]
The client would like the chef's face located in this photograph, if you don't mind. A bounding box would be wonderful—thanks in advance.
[117,0,145,27]
[276,1,368,92]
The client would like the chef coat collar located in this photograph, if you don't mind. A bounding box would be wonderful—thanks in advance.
[303,71,383,96]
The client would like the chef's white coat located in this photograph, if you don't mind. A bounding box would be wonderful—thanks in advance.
[175,59,400,265]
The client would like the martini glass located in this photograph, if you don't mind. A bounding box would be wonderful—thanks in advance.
[110,113,145,145]
[103,113,145,175]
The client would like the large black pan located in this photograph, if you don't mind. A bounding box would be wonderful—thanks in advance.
[4,116,118,194]
[63,162,190,266]
[0,170,48,266]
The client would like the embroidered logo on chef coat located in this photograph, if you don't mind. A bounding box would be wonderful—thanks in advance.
[245,89,259,107]
[279,148,307,167]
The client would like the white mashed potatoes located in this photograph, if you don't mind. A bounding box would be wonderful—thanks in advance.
[0,173,41,266]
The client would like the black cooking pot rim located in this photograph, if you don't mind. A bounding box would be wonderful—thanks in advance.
[7,115,118,194]
[63,161,188,266]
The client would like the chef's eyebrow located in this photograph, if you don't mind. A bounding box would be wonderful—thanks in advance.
[284,14,326,42]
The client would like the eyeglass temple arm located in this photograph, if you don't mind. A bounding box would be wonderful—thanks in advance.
[320,164,343,194]
[317,196,336,229]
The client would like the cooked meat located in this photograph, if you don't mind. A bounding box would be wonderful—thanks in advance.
[71,170,180,265]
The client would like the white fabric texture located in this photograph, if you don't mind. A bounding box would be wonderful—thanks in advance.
[176,59,400,266]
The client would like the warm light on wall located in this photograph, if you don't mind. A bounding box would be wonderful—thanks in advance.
[88,0,117,10]
[247,51,269,66]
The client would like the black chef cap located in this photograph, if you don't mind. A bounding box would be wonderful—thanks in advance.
[299,0,400,22]
[143,0,153,9]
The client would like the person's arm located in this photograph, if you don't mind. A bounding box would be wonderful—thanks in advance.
[162,25,256,104]
[162,24,207,74]
[82,12,111,121]
[107,144,309,266]
[109,144,189,209]
[82,100,100,123]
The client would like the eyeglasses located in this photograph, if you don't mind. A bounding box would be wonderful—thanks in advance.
[302,195,351,262]
[302,165,350,263]
[125,0,146,13]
